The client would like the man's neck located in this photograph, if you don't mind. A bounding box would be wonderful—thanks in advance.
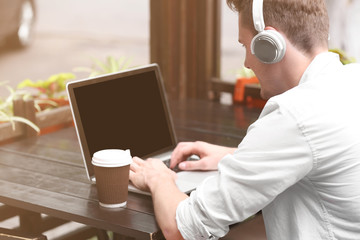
[281,44,328,89]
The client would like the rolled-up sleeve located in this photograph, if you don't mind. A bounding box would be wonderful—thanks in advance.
[176,101,315,239]
[176,191,216,240]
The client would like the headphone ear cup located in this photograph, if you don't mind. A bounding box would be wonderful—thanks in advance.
[251,30,286,64]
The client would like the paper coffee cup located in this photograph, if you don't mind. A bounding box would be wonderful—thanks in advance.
[92,149,132,208]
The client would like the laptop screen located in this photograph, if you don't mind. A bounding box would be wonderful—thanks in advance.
[67,64,177,180]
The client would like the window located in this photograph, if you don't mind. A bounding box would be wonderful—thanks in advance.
[221,1,245,82]
[0,0,150,97]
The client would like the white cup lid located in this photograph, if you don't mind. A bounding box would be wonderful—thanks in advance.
[92,149,132,167]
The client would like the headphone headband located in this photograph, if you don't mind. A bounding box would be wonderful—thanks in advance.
[252,0,265,32]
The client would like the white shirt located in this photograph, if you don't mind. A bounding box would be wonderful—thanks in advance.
[176,52,360,240]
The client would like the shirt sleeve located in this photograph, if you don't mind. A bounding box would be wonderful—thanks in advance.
[176,101,315,239]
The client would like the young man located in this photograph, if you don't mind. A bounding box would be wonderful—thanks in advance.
[130,0,360,239]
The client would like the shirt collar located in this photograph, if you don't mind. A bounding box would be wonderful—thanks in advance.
[299,52,342,85]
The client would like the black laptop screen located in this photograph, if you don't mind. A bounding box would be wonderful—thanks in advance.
[72,70,175,160]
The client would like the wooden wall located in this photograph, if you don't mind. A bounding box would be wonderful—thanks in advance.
[150,0,221,100]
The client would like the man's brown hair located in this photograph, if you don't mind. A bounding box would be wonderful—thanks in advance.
[227,0,329,54]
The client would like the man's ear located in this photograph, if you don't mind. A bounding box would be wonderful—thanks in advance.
[264,26,277,31]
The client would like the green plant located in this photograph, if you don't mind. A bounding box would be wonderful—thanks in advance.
[0,82,40,133]
[17,73,76,99]
[74,56,133,77]
[234,67,256,78]
[329,48,357,65]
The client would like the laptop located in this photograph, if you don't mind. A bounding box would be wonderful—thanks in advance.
[66,63,216,195]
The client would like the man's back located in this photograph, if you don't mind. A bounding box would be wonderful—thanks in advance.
[263,52,360,239]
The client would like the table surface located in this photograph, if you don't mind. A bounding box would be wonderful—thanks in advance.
[0,99,261,240]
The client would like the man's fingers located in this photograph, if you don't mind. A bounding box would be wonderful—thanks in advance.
[129,169,135,181]
[178,159,204,171]
[130,157,143,172]
[130,162,138,172]
[132,156,144,165]
[171,142,201,168]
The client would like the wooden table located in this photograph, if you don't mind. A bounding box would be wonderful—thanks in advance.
[0,99,261,240]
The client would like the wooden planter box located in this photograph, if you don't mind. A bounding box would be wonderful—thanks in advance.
[37,105,73,134]
[0,122,23,143]
[233,77,259,103]
[244,83,267,108]
[0,105,73,144]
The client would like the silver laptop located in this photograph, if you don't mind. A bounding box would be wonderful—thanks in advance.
[66,63,216,195]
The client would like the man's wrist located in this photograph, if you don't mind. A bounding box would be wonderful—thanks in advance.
[148,172,176,193]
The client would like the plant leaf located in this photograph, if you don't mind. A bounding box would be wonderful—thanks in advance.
[109,56,119,72]
[9,116,40,133]
[93,57,110,73]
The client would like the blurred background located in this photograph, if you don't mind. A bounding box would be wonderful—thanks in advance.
[0,0,243,98]
[0,0,359,97]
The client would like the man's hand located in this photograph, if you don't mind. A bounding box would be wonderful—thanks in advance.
[129,157,186,240]
[129,157,177,192]
[170,141,237,171]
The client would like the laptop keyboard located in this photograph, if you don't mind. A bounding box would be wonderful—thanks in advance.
[163,155,200,173]
[163,159,181,173]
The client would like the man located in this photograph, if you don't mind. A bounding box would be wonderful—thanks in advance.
[130,0,360,239]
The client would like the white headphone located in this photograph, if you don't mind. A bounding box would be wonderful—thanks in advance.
[251,0,286,64]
